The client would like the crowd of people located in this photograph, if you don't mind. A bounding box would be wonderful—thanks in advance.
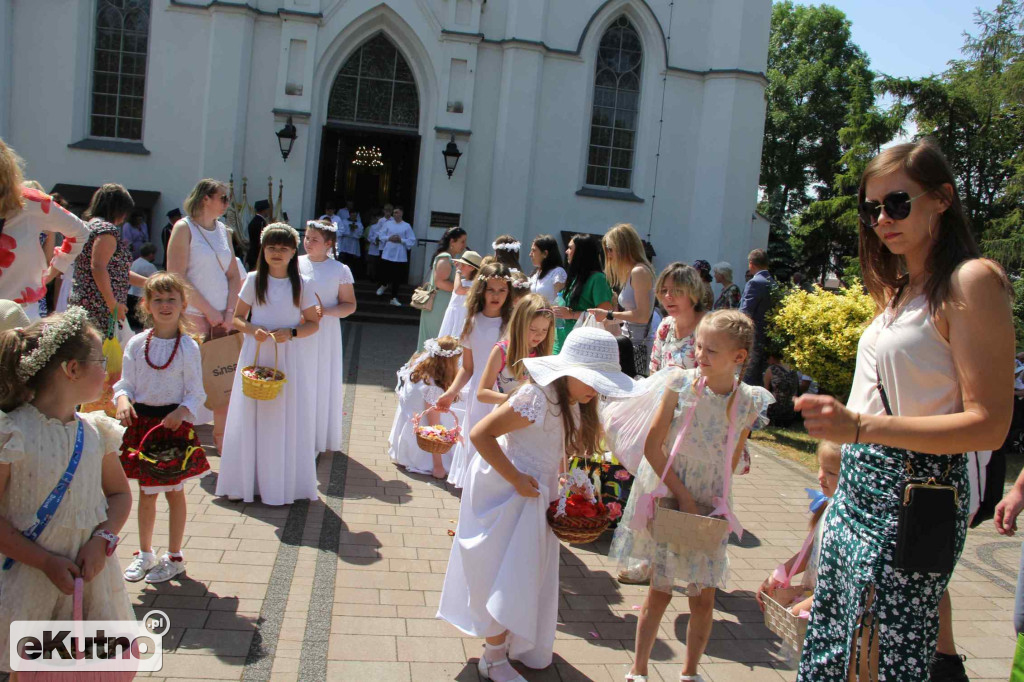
[0,131,1021,682]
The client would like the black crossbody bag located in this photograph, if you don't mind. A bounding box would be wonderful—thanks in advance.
[876,372,960,574]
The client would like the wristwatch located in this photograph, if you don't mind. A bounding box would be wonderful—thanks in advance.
[606,311,615,321]
[92,529,120,557]
[291,328,298,338]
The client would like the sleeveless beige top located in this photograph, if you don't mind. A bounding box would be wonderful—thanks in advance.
[847,295,961,418]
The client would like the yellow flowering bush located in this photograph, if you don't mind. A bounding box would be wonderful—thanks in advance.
[767,281,875,399]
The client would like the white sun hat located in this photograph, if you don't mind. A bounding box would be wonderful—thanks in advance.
[522,326,644,399]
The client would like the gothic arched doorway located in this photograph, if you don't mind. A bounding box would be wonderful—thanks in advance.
[316,33,421,229]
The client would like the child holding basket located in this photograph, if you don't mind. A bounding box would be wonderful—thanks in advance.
[609,310,773,682]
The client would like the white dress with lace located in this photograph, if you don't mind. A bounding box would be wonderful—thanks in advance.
[609,368,773,593]
[388,374,449,475]
[0,406,135,672]
[437,383,571,669]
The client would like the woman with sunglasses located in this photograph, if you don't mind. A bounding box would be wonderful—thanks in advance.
[167,178,241,453]
[793,139,1013,681]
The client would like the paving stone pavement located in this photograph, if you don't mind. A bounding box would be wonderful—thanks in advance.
[116,322,1020,681]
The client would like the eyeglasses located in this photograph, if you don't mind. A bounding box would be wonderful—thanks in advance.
[210,193,229,204]
[858,191,928,228]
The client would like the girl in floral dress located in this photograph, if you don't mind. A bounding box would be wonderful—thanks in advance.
[0,307,134,674]
[647,263,706,375]
[115,273,210,584]
[609,310,773,682]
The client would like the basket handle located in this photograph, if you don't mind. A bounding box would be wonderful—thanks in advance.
[136,423,166,450]
[253,334,280,373]
[413,404,460,432]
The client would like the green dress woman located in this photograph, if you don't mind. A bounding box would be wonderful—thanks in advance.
[552,234,614,354]
[417,228,467,350]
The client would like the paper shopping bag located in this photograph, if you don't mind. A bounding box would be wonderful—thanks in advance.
[201,333,243,411]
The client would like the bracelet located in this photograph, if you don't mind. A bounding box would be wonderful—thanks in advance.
[854,413,862,444]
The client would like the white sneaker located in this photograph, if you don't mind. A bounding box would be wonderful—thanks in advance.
[390,298,402,307]
[144,554,186,583]
[123,551,159,582]
[376,285,387,296]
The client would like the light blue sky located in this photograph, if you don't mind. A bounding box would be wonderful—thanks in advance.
[831,0,1003,79]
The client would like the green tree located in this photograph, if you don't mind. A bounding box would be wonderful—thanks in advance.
[759,2,875,281]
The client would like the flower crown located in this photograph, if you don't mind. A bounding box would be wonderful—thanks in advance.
[511,277,531,289]
[492,240,521,252]
[260,223,300,245]
[424,338,462,358]
[307,219,337,233]
[16,306,90,382]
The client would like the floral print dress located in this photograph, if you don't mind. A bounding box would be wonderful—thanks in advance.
[648,316,697,375]
[68,219,132,329]
[714,282,741,310]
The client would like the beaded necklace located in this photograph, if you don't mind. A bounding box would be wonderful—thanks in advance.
[144,329,182,370]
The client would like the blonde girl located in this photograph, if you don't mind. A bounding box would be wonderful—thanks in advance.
[216,223,320,506]
[477,294,555,405]
[389,336,463,478]
[589,223,656,374]
[115,273,210,584]
[436,263,514,488]
[609,310,773,682]
[0,308,134,674]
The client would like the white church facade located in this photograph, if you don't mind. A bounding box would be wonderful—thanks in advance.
[0,0,771,280]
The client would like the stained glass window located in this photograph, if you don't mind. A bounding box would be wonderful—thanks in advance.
[585,17,642,190]
[327,34,419,130]
[91,0,150,140]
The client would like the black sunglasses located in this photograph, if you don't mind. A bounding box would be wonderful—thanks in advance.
[858,190,928,228]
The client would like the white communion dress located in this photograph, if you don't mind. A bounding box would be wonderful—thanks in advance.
[216,273,319,506]
[0,407,135,672]
[437,383,571,669]
[446,313,504,488]
[438,291,468,340]
[298,255,354,453]
[388,371,453,475]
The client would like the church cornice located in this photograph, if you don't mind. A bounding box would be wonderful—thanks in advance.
[168,0,322,20]
[441,29,767,85]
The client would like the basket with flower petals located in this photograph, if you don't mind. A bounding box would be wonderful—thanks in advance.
[547,467,611,544]
[241,337,286,401]
[413,406,461,455]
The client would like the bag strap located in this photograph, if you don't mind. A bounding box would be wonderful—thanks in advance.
[190,218,230,276]
[497,340,508,374]
[3,420,85,570]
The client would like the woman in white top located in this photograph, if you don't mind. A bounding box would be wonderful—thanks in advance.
[793,140,1014,682]
[166,179,242,452]
[526,235,566,305]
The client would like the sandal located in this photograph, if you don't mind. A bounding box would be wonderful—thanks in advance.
[477,643,526,682]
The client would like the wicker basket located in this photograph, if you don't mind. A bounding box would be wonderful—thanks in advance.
[413,406,460,455]
[546,505,611,544]
[763,586,810,655]
[241,337,286,401]
[651,498,730,553]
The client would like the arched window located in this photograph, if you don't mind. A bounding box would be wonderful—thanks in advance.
[327,34,419,130]
[585,16,642,190]
[91,0,150,140]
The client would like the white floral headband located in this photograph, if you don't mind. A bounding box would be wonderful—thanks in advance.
[424,338,462,358]
[16,306,90,382]
[261,223,300,244]
[492,240,521,252]
[307,219,337,233]
[511,278,531,289]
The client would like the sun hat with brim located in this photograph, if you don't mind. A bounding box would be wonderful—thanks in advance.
[0,300,30,334]
[522,326,644,399]
[454,250,483,269]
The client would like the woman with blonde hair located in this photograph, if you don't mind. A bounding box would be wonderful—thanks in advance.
[0,138,90,318]
[588,223,656,375]
[166,178,241,453]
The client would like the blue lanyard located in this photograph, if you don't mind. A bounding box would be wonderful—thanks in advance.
[3,420,85,571]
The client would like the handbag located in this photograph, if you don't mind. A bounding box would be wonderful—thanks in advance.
[411,254,444,311]
[876,367,960,574]
[3,421,84,570]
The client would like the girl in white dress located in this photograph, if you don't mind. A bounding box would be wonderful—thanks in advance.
[0,307,134,674]
[115,273,210,585]
[527,235,567,305]
[216,223,320,506]
[609,310,773,682]
[437,327,644,680]
[476,294,554,405]
[298,221,357,453]
[438,250,481,339]
[436,263,513,488]
[389,336,462,478]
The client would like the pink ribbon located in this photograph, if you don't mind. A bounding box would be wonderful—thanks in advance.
[630,376,747,539]
[771,518,819,588]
